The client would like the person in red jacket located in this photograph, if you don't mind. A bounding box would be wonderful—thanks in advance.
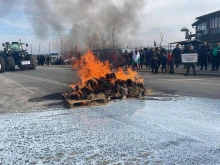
[167,52,172,72]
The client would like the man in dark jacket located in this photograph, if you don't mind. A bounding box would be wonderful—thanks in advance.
[199,42,211,70]
[184,46,198,76]
[172,44,181,68]
[124,50,130,68]
[145,48,150,68]
[140,49,145,69]
[151,51,158,73]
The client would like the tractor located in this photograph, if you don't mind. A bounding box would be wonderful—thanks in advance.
[0,41,36,73]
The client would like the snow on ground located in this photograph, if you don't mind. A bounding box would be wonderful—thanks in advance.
[0,97,220,164]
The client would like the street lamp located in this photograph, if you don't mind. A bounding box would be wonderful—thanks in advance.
[181,27,190,40]
[30,44,32,54]
[61,39,63,55]
[39,43,41,55]
[112,28,115,51]
[49,42,51,55]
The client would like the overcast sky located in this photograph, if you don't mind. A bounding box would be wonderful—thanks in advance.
[0,0,219,54]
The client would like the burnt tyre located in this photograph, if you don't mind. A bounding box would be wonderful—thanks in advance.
[0,57,5,73]
[26,55,36,70]
[5,56,15,71]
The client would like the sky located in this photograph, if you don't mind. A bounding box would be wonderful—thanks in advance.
[0,0,219,54]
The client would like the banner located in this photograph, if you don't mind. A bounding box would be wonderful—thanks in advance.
[181,54,198,63]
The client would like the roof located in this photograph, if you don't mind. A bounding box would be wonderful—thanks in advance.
[192,20,200,26]
[196,10,220,20]
[169,39,202,45]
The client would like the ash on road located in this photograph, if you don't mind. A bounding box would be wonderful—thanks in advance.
[0,98,220,164]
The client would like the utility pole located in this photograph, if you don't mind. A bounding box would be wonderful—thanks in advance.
[112,28,115,51]
[49,41,51,55]
[61,39,63,55]
[76,46,78,57]
[39,43,41,55]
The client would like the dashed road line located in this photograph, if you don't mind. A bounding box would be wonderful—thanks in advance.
[9,73,70,87]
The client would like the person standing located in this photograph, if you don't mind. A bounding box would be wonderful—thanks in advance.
[184,46,198,76]
[148,48,155,69]
[46,55,51,66]
[211,42,220,71]
[140,49,145,69]
[167,52,172,73]
[145,48,150,69]
[161,54,167,73]
[129,51,133,66]
[151,51,158,73]
[172,44,182,68]
[42,55,45,66]
[199,42,211,70]
[124,50,130,68]
[169,52,175,74]
[156,47,161,69]
[131,49,140,70]
[37,56,40,65]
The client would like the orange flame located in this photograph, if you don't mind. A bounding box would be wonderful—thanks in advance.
[72,50,143,88]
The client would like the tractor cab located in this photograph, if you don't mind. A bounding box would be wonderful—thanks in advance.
[0,41,35,71]
[2,42,28,52]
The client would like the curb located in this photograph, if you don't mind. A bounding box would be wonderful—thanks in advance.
[136,70,220,77]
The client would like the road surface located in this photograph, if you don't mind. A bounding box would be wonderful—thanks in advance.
[0,66,220,164]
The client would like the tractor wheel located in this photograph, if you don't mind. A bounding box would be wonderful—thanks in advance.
[0,57,5,73]
[5,56,15,71]
[26,55,36,70]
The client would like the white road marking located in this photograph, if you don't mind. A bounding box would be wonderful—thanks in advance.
[10,73,70,87]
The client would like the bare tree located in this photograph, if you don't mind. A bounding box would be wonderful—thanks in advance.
[98,28,111,49]
[159,31,165,47]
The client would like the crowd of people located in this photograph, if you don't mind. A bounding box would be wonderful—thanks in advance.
[37,55,51,66]
[120,42,220,76]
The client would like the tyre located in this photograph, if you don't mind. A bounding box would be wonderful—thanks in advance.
[0,57,5,73]
[26,55,36,70]
[5,56,15,71]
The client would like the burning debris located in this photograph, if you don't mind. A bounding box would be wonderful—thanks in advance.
[62,50,145,108]
[63,74,145,100]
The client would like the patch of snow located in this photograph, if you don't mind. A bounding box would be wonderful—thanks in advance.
[0,98,220,164]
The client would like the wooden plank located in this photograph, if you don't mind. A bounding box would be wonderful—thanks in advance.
[62,93,107,109]
[144,89,152,96]
[106,94,126,101]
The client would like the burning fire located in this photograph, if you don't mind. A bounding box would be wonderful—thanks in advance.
[63,50,145,101]
[72,50,143,87]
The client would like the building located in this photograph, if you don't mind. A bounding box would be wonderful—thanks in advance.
[192,10,220,43]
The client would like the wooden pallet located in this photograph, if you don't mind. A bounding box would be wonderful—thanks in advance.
[106,93,126,101]
[61,93,107,109]
[144,89,152,96]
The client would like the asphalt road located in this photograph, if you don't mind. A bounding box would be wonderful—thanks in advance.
[2,65,220,101]
[0,65,220,164]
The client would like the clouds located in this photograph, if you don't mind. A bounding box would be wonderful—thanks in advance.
[0,0,220,53]
[138,0,220,46]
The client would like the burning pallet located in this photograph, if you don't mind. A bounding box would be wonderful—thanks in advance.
[62,75,147,109]
[106,93,126,101]
[61,92,107,109]
[61,50,148,109]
